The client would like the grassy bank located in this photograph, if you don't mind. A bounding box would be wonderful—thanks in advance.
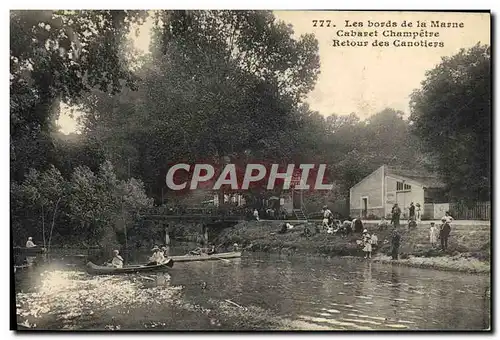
[216,220,490,274]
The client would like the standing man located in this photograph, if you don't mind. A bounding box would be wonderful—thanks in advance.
[409,202,415,221]
[439,211,453,250]
[416,203,422,222]
[391,204,401,228]
[390,227,401,260]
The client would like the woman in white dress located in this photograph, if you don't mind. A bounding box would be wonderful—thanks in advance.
[416,203,422,222]
[429,222,438,247]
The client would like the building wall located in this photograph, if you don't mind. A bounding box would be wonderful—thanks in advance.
[384,176,424,219]
[350,166,384,217]
[350,207,385,219]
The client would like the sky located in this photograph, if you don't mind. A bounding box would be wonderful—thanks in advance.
[56,11,490,134]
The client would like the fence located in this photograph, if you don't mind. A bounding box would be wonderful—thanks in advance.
[449,201,491,220]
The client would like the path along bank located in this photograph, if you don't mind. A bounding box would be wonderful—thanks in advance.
[215,220,490,274]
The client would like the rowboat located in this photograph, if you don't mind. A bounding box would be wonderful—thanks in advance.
[171,251,241,262]
[86,259,174,275]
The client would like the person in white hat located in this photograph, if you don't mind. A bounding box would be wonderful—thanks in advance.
[148,245,165,265]
[362,229,372,259]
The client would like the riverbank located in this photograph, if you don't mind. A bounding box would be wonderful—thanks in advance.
[216,220,490,274]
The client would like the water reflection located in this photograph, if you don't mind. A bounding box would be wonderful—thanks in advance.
[15,253,490,330]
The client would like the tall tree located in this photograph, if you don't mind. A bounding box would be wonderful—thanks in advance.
[80,10,321,201]
[10,10,148,181]
[409,44,491,202]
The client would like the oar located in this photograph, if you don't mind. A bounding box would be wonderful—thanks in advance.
[215,257,230,263]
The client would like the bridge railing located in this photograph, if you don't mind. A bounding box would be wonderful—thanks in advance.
[135,205,252,219]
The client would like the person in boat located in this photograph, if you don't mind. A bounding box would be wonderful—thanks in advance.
[162,246,170,258]
[233,243,240,251]
[107,250,124,268]
[188,244,214,256]
[26,237,36,248]
[206,244,216,255]
[189,247,202,256]
[148,246,165,265]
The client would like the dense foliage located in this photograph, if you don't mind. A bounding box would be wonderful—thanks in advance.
[11,161,153,247]
[10,10,490,246]
[410,44,491,203]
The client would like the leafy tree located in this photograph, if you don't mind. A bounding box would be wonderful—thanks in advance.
[11,161,153,247]
[10,10,148,181]
[409,44,491,202]
[10,166,66,246]
[79,10,321,201]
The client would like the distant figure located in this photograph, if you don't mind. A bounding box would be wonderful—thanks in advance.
[279,223,288,234]
[25,237,36,248]
[109,250,124,268]
[408,219,417,230]
[253,209,260,221]
[409,202,415,221]
[322,206,333,229]
[378,218,389,231]
[391,204,401,227]
[342,220,353,235]
[371,233,378,247]
[352,218,364,233]
[439,212,453,250]
[429,222,438,247]
[443,211,454,225]
[390,227,401,260]
[416,203,422,222]
[233,243,240,252]
[362,229,372,259]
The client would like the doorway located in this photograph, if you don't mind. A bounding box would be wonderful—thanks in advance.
[362,197,368,218]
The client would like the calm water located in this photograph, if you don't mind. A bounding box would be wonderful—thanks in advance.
[15,252,490,330]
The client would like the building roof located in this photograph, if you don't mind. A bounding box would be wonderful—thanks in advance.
[384,165,446,189]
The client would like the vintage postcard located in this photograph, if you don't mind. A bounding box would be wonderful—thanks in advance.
[11,10,491,331]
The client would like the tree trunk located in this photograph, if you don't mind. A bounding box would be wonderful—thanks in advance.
[48,196,62,252]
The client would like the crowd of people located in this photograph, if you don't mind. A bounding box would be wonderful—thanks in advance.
[316,204,455,260]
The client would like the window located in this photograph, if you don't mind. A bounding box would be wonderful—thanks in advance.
[396,181,411,191]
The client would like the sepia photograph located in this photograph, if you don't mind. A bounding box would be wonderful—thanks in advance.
[10,9,491,331]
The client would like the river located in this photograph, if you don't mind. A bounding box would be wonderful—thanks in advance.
[15,252,490,331]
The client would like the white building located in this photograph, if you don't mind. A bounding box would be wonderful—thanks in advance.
[349,165,446,219]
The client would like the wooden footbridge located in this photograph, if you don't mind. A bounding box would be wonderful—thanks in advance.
[135,206,248,223]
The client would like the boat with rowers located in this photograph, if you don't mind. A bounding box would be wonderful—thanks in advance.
[86,258,174,275]
[171,251,241,262]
